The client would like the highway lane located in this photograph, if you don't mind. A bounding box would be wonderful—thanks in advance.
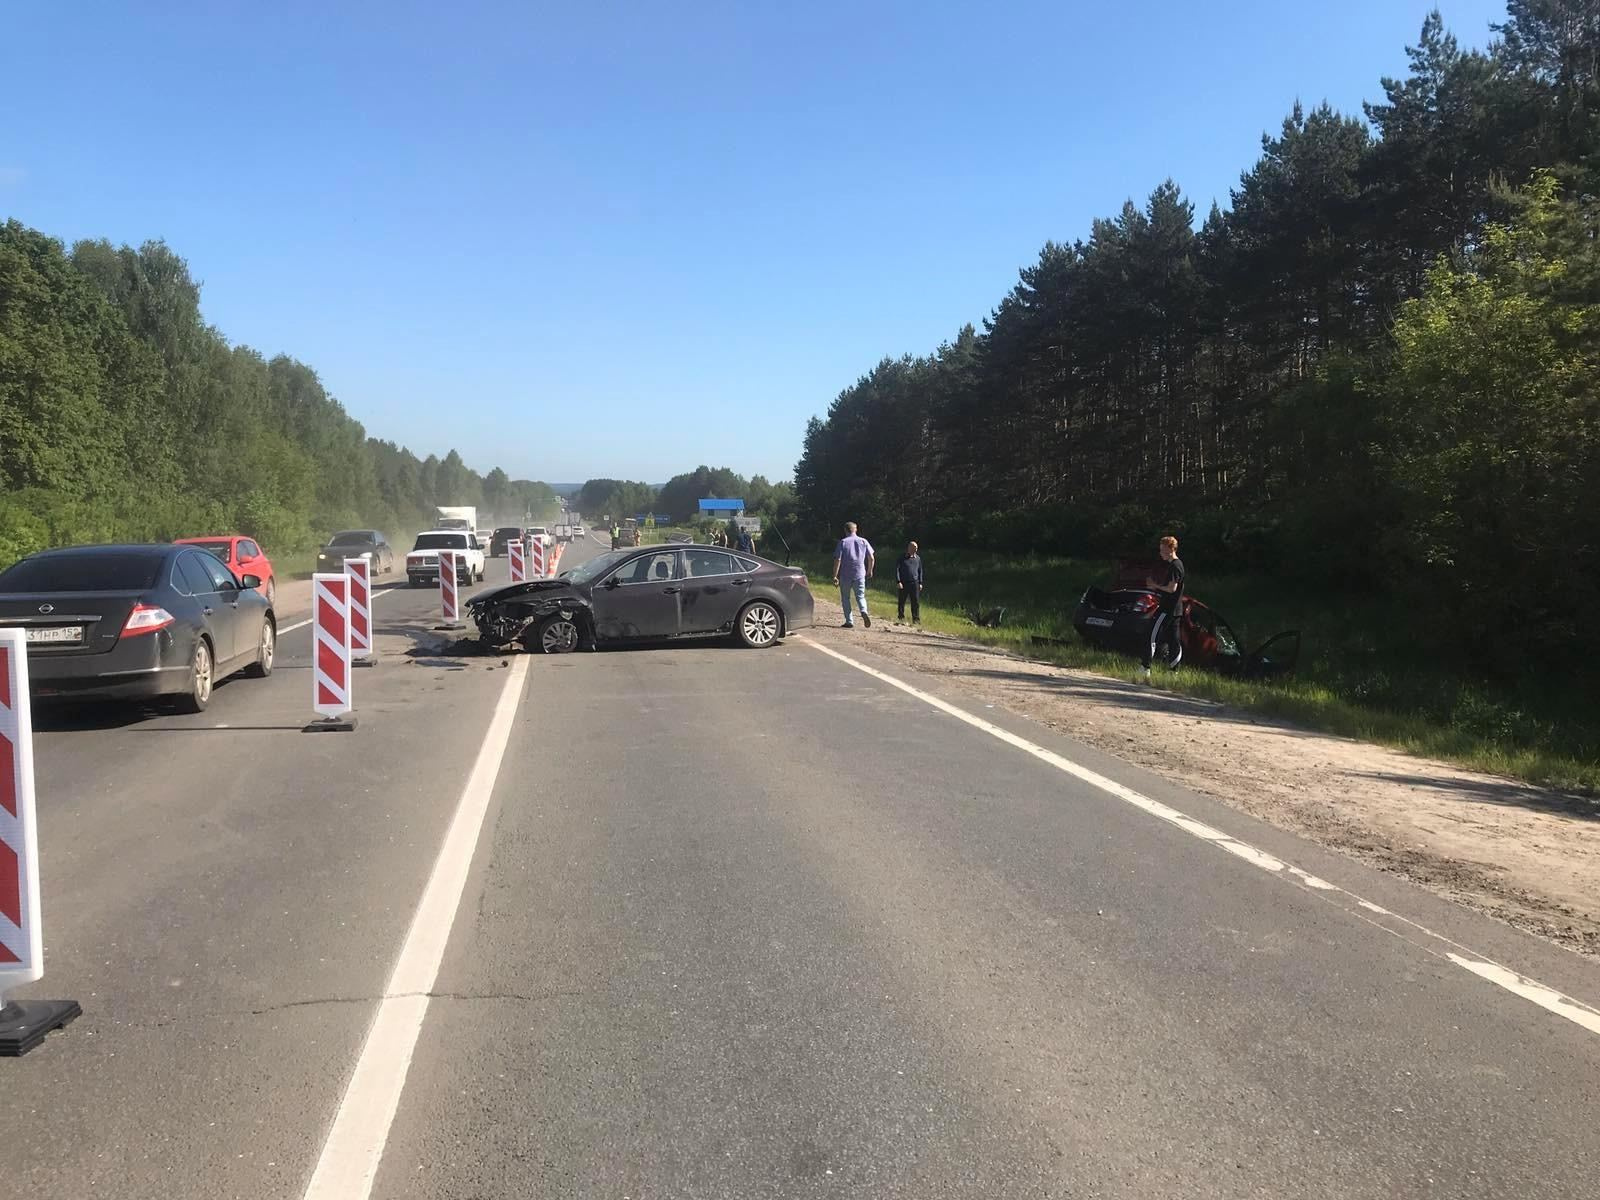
[5,535,1600,1199]
[369,636,1600,1197]
[1,542,605,1200]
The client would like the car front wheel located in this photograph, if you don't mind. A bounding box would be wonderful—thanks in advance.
[534,614,581,654]
[175,638,213,713]
[736,601,782,649]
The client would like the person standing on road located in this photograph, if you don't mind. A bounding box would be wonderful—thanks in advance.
[832,522,875,629]
[1139,534,1186,681]
[737,526,755,555]
[896,541,924,624]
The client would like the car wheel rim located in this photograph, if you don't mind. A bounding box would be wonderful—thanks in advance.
[195,643,212,703]
[261,622,275,670]
[743,604,779,646]
[543,620,579,653]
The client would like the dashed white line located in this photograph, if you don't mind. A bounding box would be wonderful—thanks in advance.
[806,638,1600,1041]
[301,653,531,1200]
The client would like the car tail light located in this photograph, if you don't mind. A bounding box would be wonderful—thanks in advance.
[121,604,175,637]
[1129,593,1158,615]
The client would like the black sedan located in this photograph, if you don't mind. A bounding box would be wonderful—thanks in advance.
[467,545,815,652]
[315,529,395,575]
[0,544,276,712]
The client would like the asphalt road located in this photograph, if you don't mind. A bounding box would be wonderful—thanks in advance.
[4,533,1599,1199]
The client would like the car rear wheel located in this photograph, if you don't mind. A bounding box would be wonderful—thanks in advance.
[245,618,275,678]
[175,638,213,713]
[534,614,581,654]
[736,601,782,649]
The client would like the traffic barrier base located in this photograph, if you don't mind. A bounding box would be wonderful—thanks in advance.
[0,997,82,1057]
[303,714,359,732]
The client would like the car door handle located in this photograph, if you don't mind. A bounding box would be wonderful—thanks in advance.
[731,578,751,585]
[662,587,681,594]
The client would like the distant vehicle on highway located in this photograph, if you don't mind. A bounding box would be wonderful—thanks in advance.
[434,505,477,532]
[406,530,485,586]
[174,535,277,607]
[1072,559,1300,678]
[0,543,275,712]
[475,527,494,547]
[489,526,525,558]
[467,545,815,653]
[315,530,395,576]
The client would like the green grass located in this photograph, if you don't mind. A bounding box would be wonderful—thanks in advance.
[804,550,1600,796]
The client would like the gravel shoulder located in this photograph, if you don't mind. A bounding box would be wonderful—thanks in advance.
[806,594,1600,959]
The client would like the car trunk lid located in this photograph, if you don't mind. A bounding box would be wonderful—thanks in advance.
[0,591,145,655]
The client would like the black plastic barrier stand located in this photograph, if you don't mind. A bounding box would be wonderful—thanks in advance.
[0,997,82,1057]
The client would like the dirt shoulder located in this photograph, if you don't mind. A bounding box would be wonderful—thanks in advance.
[806,595,1600,959]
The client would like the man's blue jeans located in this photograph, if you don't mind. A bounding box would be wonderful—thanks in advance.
[839,577,868,625]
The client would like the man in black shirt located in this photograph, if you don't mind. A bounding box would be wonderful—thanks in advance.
[895,541,924,624]
[1139,535,1186,680]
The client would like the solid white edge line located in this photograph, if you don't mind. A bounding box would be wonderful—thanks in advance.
[804,638,1600,1042]
[301,653,531,1200]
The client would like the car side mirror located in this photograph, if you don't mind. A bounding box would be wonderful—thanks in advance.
[240,573,262,590]
[603,577,619,589]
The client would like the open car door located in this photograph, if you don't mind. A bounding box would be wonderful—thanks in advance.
[1243,630,1301,679]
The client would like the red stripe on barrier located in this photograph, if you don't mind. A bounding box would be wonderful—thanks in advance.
[0,840,20,931]
[0,644,10,709]
[0,728,13,819]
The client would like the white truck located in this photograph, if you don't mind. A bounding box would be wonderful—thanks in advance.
[406,529,486,586]
[434,505,477,532]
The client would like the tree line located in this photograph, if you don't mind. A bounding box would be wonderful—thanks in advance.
[0,224,558,566]
[575,468,797,529]
[793,3,1600,677]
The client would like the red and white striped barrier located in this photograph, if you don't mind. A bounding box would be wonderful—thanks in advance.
[508,538,526,584]
[530,537,546,579]
[307,573,356,732]
[344,557,374,664]
[436,550,464,630]
[0,629,81,1054]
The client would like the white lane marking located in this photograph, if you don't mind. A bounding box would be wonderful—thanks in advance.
[302,654,531,1200]
[1448,955,1600,1037]
[805,639,1600,1041]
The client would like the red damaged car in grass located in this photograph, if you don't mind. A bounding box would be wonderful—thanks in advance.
[1072,558,1300,679]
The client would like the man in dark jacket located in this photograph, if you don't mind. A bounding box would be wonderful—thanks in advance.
[1139,534,1185,679]
[896,541,924,624]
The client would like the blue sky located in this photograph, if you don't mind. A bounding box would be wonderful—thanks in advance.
[4,0,1506,484]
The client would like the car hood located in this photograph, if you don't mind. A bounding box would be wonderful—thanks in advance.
[468,579,579,606]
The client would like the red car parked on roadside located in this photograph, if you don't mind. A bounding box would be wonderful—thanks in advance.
[174,536,277,606]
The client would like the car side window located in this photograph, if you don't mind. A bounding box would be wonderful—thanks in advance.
[199,553,239,591]
[684,549,737,579]
[609,552,679,585]
[177,553,215,596]
[239,540,260,559]
[733,556,759,572]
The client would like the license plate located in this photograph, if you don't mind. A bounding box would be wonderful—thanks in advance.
[1085,616,1114,628]
[26,625,83,644]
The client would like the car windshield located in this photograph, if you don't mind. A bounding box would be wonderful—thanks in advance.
[0,553,164,592]
[329,532,372,547]
[413,533,467,550]
[494,527,521,537]
[564,550,630,585]
[191,541,233,559]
